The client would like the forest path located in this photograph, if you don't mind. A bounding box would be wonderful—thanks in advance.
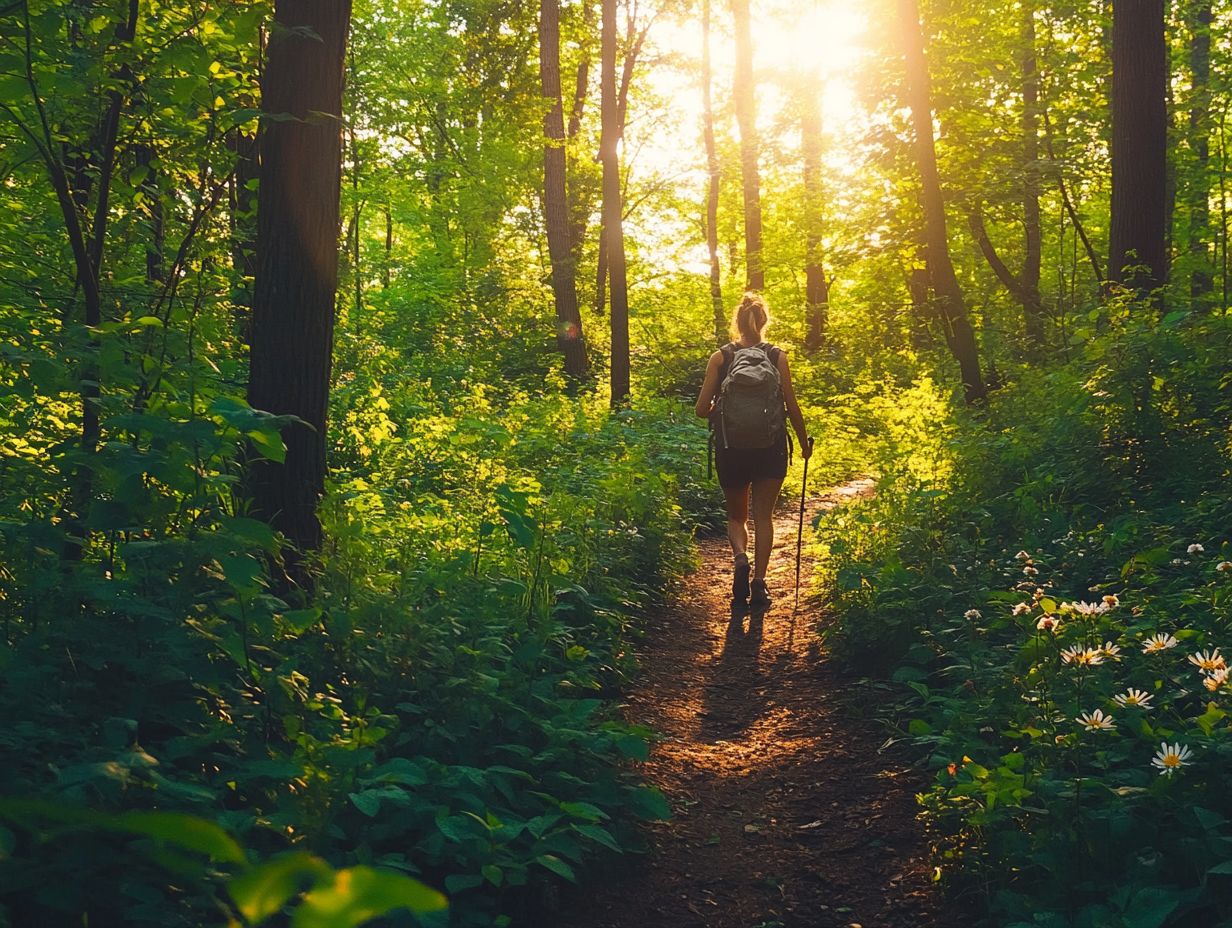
[556,478,957,928]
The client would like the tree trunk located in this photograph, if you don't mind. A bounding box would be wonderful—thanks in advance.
[731,0,763,291]
[1188,0,1213,309]
[801,81,828,351]
[899,0,985,403]
[1109,0,1168,296]
[248,0,352,562]
[1020,0,1045,346]
[702,0,724,343]
[541,0,588,379]
[601,0,630,405]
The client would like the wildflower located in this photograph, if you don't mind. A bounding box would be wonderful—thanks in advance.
[1102,594,1120,608]
[1061,645,1104,666]
[1015,550,1031,561]
[1099,641,1122,661]
[1023,565,1039,577]
[1064,600,1109,617]
[1076,709,1116,731]
[1171,558,1188,567]
[1037,615,1061,633]
[1188,649,1227,673]
[1012,602,1032,617]
[1151,742,1192,776]
[1217,561,1232,574]
[1113,688,1154,709]
[1204,668,1229,692]
[1189,543,1206,555]
[964,609,982,621]
[1142,633,1179,653]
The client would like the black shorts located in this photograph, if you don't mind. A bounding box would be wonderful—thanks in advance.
[715,436,788,490]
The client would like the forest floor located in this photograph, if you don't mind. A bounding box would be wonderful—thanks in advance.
[554,479,961,928]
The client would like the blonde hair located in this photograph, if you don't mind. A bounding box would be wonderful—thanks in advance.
[730,291,769,343]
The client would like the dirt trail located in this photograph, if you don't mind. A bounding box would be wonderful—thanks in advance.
[556,479,957,928]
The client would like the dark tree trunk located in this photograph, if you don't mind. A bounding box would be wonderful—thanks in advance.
[801,81,828,351]
[1109,0,1168,296]
[1020,0,1045,346]
[541,0,588,379]
[135,144,164,283]
[899,0,985,403]
[731,0,763,291]
[1188,0,1213,309]
[248,0,352,561]
[228,127,259,338]
[702,0,724,343]
[601,0,630,405]
[566,0,593,270]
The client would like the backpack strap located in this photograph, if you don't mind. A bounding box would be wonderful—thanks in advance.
[718,342,736,382]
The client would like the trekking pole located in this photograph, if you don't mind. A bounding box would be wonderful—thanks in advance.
[794,436,815,613]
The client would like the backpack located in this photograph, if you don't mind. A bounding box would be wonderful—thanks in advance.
[713,342,786,450]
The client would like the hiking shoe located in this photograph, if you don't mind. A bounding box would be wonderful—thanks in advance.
[732,555,751,605]
[749,579,771,610]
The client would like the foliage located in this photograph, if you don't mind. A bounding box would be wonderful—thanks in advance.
[818,309,1232,925]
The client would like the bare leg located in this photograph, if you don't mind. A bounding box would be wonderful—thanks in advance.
[723,484,750,557]
[749,477,784,580]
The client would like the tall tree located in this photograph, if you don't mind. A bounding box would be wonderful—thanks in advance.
[800,81,829,351]
[1108,0,1168,295]
[702,0,725,343]
[247,0,352,561]
[601,0,630,404]
[540,0,588,379]
[731,0,764,291]
[1187,0,1213,309]
[899,0,985,403]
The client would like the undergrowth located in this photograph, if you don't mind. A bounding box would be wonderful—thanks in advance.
[816,307,1232,927]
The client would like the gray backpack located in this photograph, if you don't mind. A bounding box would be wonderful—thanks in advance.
[713,342,785,449]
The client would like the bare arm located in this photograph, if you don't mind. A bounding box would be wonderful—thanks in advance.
[777,350,811,457]
[694,350,724,418]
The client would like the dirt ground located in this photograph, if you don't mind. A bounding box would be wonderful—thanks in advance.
[552,479,961,928]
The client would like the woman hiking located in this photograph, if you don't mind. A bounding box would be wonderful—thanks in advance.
[695,292,811,610]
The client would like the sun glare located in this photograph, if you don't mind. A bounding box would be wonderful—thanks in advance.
[630,1,871,276]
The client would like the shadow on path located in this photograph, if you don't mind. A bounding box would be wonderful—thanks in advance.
[554,478,959,928]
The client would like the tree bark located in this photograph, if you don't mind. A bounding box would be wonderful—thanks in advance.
[801,81,828,351]
[1020,0,1045,346]
[702,0,724,343]
[541,0,588,379]
[899,0,985,403]
[731,0,763,291]
[1187,0,1213,309]
[601,0,630,405]
[248,0,352,561]
[1109,0,1168,296]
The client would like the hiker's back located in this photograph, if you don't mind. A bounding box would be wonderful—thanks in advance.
[714,341,785,450]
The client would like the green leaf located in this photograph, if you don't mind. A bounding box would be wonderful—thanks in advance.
[535,854,576,882]
[627,786,670,821]
[229,853,330,924]
[290,866,446,928]
[113,811,245,863]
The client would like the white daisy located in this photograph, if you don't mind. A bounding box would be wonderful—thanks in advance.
[1151,742,1192,776]
[1012,602,1032,617]
[1204,668,1229,692]
[1076,709,1116,731]
[1189,543,1206,555]
[964,609,982,621]
[1217,561,1232,574]
[1061,645,1103,666]
[1142,633,1179,654]
[1113,688,1153,709]
[1188,649,1226,673]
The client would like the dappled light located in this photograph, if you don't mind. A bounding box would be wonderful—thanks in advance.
[1,0,1230,925]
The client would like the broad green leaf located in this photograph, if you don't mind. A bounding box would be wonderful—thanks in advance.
[291,866,446,928]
